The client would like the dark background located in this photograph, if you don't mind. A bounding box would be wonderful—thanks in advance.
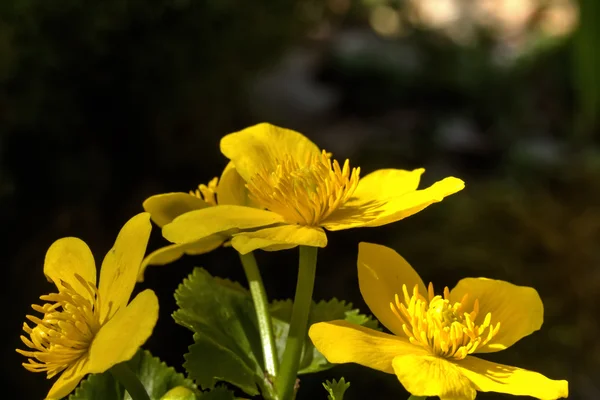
[2,0,598,398]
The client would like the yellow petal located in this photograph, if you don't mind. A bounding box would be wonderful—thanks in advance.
[43,237,97,302]
[323,176,465,231]
[98,213,152,321]
[309,320,420,374]
[457,355,568,399]
[231,225,327,254]
[143,193,210,227]
[353,168,425,199]
[220,123,321,182]
[357,242,427,337]
[392,354,476,400]
[137,235,225,281]
[45,357,88,400]
[163,205,284,244]
[217,162,254,206]
[88,289,159,373]
[450,278,543,352]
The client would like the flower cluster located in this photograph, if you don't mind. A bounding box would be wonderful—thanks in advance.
[18,123,567,400]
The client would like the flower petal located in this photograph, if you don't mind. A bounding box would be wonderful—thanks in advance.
[231,225,327,254]
[143,193,210,227]
[217,162,254,206]
[323,176,465,231]
[163,205,284,244]
[98,213,152,321]
[309,320,420,374]
[88,289,159,373]
[449,278,543,352]
[220,123,321,182]
[457,355,568,399]
[44,237,96,302]
[353,168,425,199]
[137,235,225,282]
[358,242,427,337]
[392,354,476,400]
[45,357,88,400]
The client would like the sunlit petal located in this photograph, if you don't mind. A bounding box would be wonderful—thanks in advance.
[163,205,284,244]
[323,176,464,230]
[43,237,97,302]
[392,354,476,400]
[353,168,425,199]
[450,278,543,352]
[220,123,321,182]
[143,193,210,227]
[309,320,420,374]
[88,290,159,373]
[358,242,427,336]
[98,213,152,321]
[231,224,327,254]
[457,355,568,399]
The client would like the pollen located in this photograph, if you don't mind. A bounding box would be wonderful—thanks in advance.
[16,275,107,378]
[246,150,361,226]
[390,283,501,360]
[190,177,219,206]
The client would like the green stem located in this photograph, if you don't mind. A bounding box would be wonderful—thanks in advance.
[407,396,427,400]
[276,246,318,400]
[239,251,279,378]
[109,362,150,400]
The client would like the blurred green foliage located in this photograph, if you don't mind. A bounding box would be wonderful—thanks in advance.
[572,0,600,137]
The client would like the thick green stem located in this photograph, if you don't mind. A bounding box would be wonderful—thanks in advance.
[276,246,318,400]
[407,396,427,400]
[109,362,150,400]
[239,251,279,378]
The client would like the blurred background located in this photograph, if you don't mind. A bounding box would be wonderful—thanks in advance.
[1,0,598,398]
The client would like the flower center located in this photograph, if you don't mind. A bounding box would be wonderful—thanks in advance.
[17,275,107,378]
[190,177,219,206]
[246,150,360,225]
[390,283,501,360]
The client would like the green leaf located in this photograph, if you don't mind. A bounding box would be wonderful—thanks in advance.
[184,333,258,396]
[160,386,197,400]
[174,268,272,398]
[174,268,378,397]
[270,298,380,374]
[197,386,236,400]
[323,378,350,400]
[69,350,196,400]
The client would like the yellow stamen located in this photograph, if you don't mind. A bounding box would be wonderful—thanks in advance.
[390,283,501,360]
[246,150,360,225]
[16,275,105,378]
[190,177,219,206]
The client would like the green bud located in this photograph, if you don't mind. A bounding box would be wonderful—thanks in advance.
[160,386,197,400]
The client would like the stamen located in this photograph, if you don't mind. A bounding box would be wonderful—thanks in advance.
[245,150,360,226]
[390,283,500,360]
[16,275,103,377]
[190,177,219,206]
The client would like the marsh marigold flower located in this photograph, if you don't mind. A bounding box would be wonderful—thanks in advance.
[309,243,568,400]
[139,162,254,280]
[17,213,159,399]
[162,123,465,254]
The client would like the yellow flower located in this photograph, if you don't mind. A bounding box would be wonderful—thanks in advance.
[162,123,465,254]
[309,242,569,400]
[17,213,159,400]
[139,162,252,280]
